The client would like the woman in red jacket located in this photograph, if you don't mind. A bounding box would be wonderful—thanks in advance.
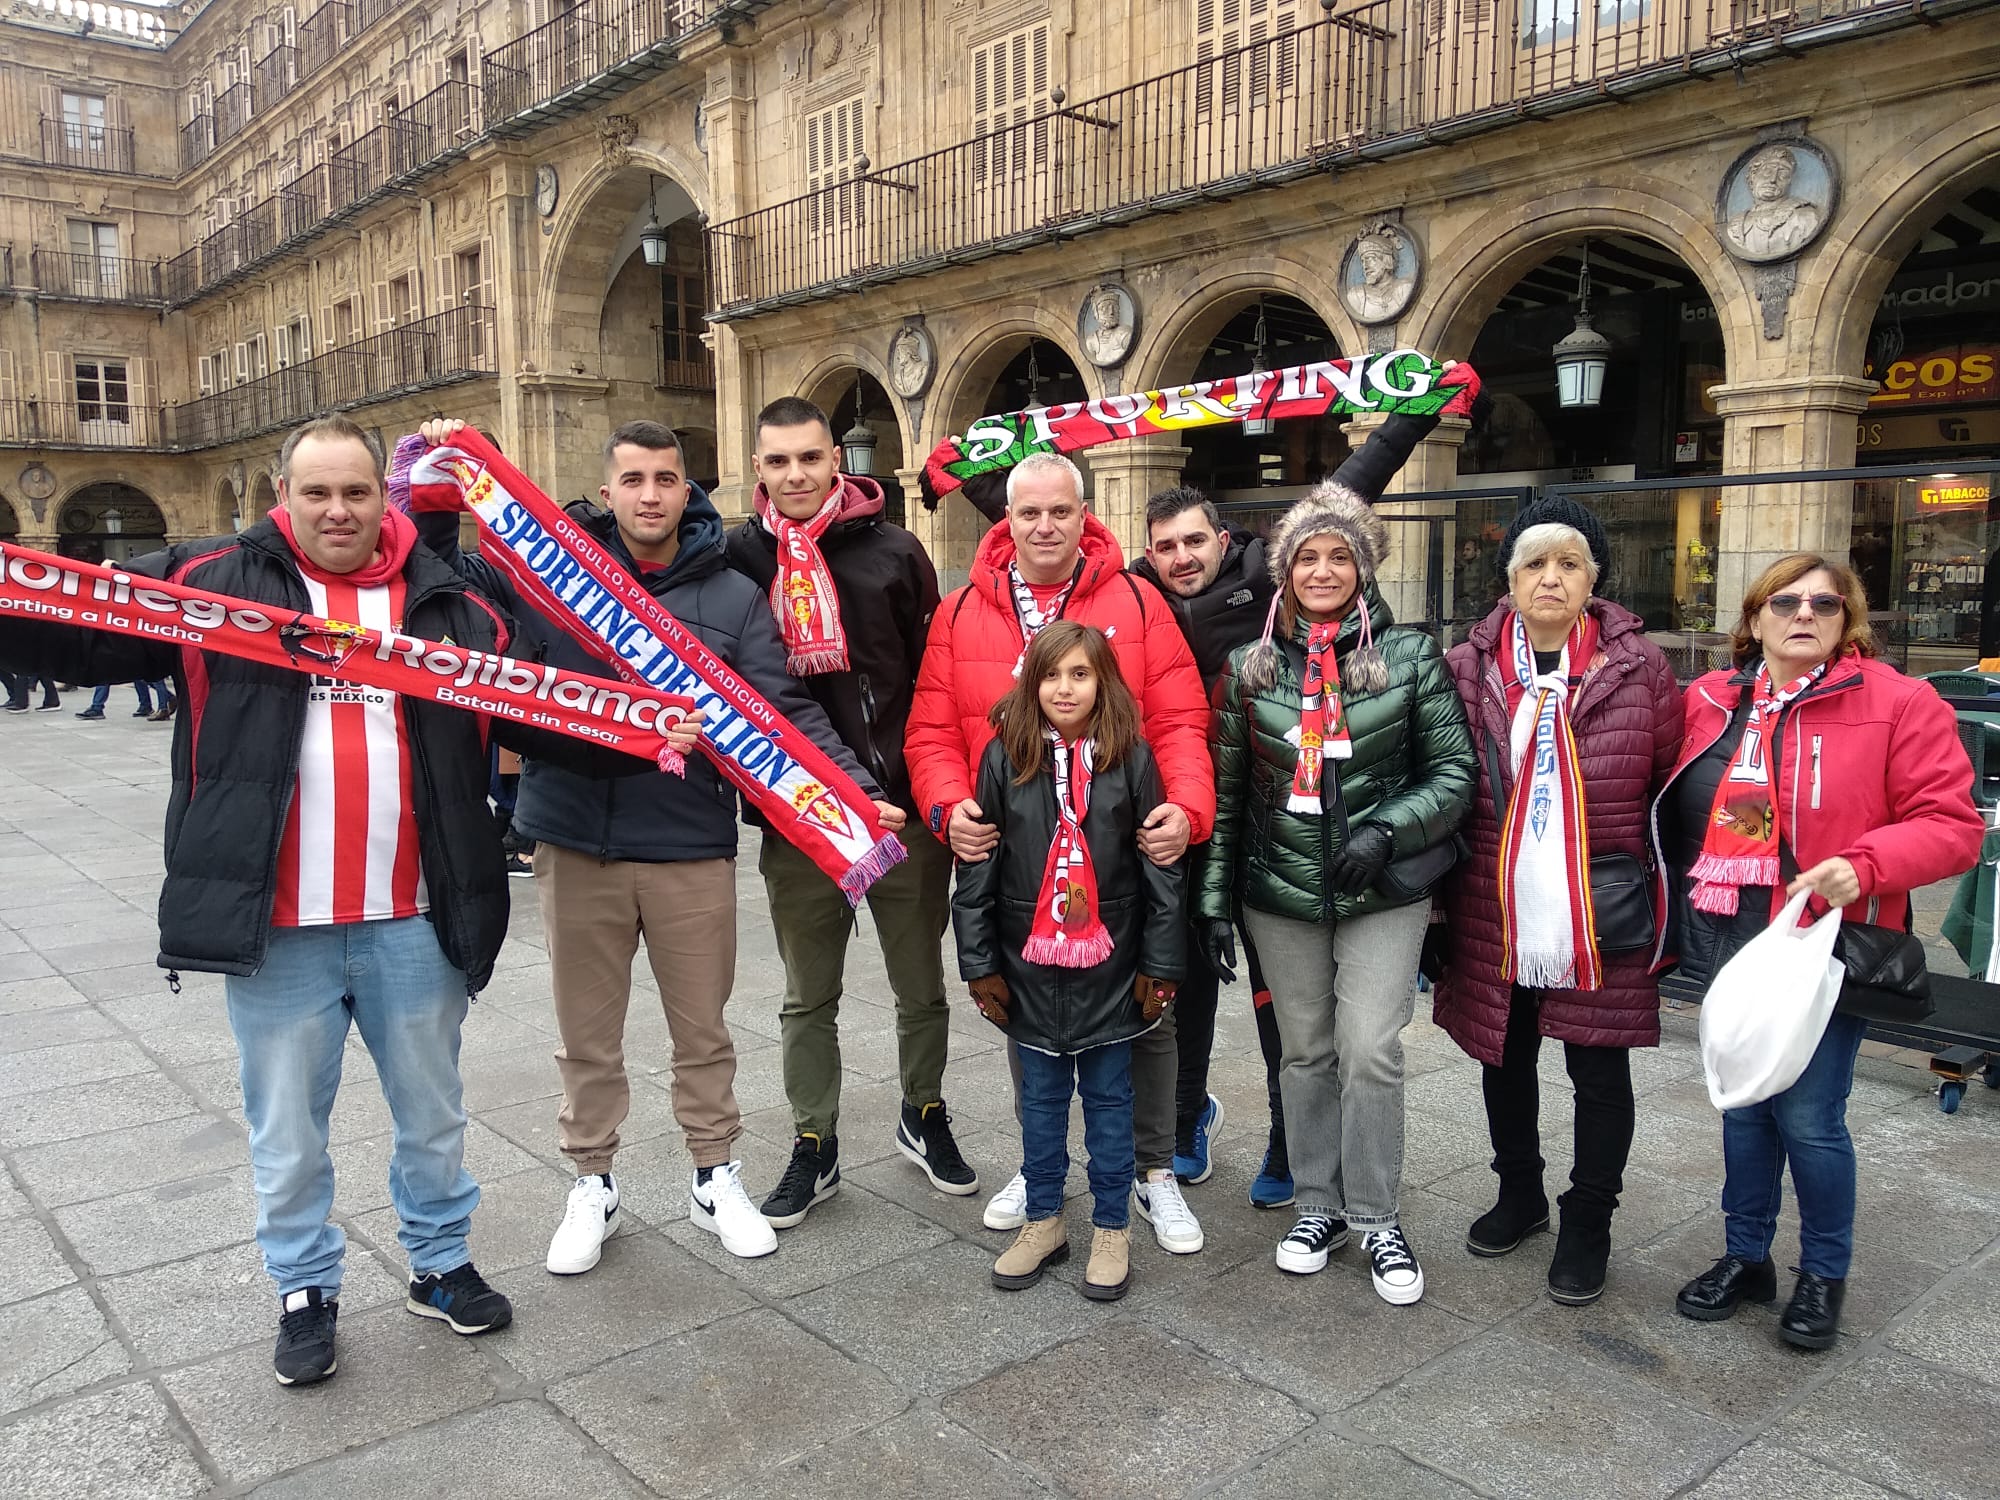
[1435,498,1683,1308]
[1661,553,1981,1350]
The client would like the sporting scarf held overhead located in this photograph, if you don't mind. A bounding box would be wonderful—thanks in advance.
[1496,610,1603,991]
[1286,620,1353,814]
[920,352,1479,505]
[1024,732,1112,968]
[1688,661,1828,916]
[756,484,848,675]
[0,541,699,770]
[391,430,907,905]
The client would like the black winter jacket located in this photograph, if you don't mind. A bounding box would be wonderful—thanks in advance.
[427,487,879,862]
[724,477,939,814]
[1130,532,1273,692]
[952,737,1187,1055]
[0,518,613,988]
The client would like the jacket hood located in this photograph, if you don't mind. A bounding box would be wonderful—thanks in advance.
[969,510,1126,606]
[1131,529,1264,601]
[565,482,726,589]
[1466,594,1647,655]
[751,473,887,533]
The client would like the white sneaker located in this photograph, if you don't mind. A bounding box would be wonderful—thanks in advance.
[690,1162,778,1259]
[1363,1226,1426,1305]
[1132,1169,1205,1254]
[546,1173,619,1275]
[983,1171,1028,1231]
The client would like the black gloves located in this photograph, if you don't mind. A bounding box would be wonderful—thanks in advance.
[1202,919,1238,983]
[1419,921,1449,984]
[1328,824,1395,897]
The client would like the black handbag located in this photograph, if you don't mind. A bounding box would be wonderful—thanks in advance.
[1376,834,1466,903]
[1832,922,1934,1023]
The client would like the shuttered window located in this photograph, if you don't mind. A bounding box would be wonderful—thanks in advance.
[804,96,864,235]
[971,23,1049,184]
[1195,0,1298,121]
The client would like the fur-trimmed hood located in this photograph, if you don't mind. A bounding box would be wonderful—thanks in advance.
[1239,481,1393,696]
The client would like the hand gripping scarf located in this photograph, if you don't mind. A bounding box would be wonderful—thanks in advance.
[1687,661,1827,916]
[1007,562,1074,679]
[391,431,906,905]
[1496,610,1603,991]
[1285,620,1353,813]
[1023,732,1112,968]
[756,484,848,675]
[0,541,697,770]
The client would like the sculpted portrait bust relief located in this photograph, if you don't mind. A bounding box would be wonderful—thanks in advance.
[1720,141,1835,263]
[1339,225,1420,325]
[1079,284,1137,367]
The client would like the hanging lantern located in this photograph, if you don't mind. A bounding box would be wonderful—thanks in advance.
[841,407,878,477]
[1022,340,1046,415]
[1243,300,1276,438]
[1552,242,1612,409]
[639,176,668,267]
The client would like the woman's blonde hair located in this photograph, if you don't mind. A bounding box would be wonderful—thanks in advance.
[1728,552,1875,667]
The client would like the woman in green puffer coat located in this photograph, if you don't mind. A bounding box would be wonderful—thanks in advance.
[1199,483,1475,1306]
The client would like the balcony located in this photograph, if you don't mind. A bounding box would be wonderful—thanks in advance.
[0,400,168,450]
[705,0,1972,315]
[213,81,257,146]
[29,250,164,304]
[480,0,726,133]
[39,118,137,175]
[660,349,714,393]
[179,115,215,173]
[257,44,298,107]
[296,2,347,79]
[328,80,480,214]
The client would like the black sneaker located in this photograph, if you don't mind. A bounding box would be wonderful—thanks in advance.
[273,1287,339,1387]
[1274,1213,1350,1274]
[760,1132,840,1228]
[504,850,535,879]
[405,1262,512,1335]
[895,1100,980,1196]
[74,709,104,720]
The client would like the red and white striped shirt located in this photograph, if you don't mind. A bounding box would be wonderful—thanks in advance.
[270,572,428,927]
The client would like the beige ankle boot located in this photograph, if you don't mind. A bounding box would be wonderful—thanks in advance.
[992,1216,1069,1290]
[1083,1226,1131,1301]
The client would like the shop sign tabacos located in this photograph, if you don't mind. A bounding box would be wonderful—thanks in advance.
[1868,345,2000,406]
[1918,480,1991,509]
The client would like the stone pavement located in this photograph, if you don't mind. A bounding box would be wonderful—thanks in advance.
[0,708,1997,1500]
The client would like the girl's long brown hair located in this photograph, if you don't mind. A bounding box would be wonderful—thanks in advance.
[988,621,1142,784]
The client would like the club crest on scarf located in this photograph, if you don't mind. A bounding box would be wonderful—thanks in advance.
[1284,620,1353,813]
[791,779,858,841]
[1024,733,1113,968]
[1688,662,1826,915]
[280,617,371,673]
[762,487,851,676]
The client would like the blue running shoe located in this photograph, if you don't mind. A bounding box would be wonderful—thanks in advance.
[405,1262,512,1335]
[1250,1142,1294,1209]
[1172,1094,1224,1184]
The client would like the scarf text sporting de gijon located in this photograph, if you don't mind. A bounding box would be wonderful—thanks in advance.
[393,431,907,905]
[0,542,699,769]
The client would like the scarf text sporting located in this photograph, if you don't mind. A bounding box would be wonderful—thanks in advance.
[0,541,698,768]
[921,352,1473,502]
[394,430,906,905]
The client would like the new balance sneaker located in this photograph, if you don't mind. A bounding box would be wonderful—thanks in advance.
[690,1161,778,1258]
[1171,1094,1225,1185]
[1363,1226,1426,1305]
[895,1101,979,1196]
[983,1171,1029,1231]
[1275,1213,1350,1274]
[761,1133,840,1229]
[1132,1169,1205,1254]
[406,1262,513,1334]
[273,1287,338,1387]
[546,1172,620,1275]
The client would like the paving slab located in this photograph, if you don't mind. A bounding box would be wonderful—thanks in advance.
[1684,1441,1907,1499]
[51,1164,262,1277]
[12,1111,245,1206]
[709,1405,1058,1500]
[1207,1430,1485,1498]
[0,1035,155,1098]
[664,1174,955,1298]
[0,1212,79,1305]
[0,1069,203,1151]
[1771,1347,2000,1500]
[0,1381,210,1500]
[1887,1251,2000,1387]
[0,1284,132,1415]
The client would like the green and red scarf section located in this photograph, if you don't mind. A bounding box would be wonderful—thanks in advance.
[918,350,1477,508]
[0,543,700,769]
[390,430,906,905]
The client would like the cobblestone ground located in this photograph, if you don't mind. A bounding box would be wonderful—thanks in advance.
[1,708,1997,1499]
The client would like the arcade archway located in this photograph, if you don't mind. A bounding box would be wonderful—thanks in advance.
[57,482,166,563]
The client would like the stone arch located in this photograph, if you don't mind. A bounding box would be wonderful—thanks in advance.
[249,469,279,525]
[0,494,17,537]
[53,480,166,561]
[925,311,1093,455]
[1129,256,1356,389]
[795,346,915,463]
[213,474,240,535]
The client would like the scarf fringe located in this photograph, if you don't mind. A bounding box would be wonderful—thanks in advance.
[1508,950,1580,989]
[837,834,909,908]
[786,647,851,676]
[1021,928,1116,969]
[1688,853,1778,888]
[655,749,687,778]
[1689,881,1746,916]
[1286,791,1322,813]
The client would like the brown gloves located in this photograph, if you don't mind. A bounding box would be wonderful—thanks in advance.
[1136,974,1178,1022]
[968,974,1011,1028]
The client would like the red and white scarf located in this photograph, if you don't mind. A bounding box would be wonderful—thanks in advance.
[1496,610,1602,991]
[1688,661,1826,915]
[1007,562,1075,678]
[756,485,848,675]
[1023,732,1112,968]
[1286,621,1353,813]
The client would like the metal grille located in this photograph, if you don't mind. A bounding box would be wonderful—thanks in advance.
[29,251,163,303]
[213,81,257,145]
[296,3,347,79]
[39,118,136,174]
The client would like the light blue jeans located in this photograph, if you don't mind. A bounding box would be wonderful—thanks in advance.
[225,917,478,1296]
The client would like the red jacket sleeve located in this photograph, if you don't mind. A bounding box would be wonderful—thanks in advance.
[905,594,974,824]
[1844,680,1984,899]
[1133,579,1217,842]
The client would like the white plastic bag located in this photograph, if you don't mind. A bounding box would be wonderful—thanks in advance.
[1699,889,1845,1111]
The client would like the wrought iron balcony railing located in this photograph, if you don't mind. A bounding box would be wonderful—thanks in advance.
[0,400,168,450]
[213,81,257,145]
[480,0,721,130]
[328,80,480,214]
[178,115,215,173]
[30,251,164,304]
[296,2,347,79]
[705,0,1966,314]
[257,44,298,107]
[660,350,714,393]
[39,118,137,174]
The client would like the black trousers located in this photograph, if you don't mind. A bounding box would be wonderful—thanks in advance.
[1173,917,1285,1155]
[1481,985,1634,1222]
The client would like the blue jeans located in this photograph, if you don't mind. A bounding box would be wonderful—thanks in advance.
[1722,1012,1866,1279]
[86,681,167,713]
[225,917,479,1296]
[1017,1040,1134,1229]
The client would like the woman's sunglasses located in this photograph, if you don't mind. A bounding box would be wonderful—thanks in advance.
[1764,592,1844,619]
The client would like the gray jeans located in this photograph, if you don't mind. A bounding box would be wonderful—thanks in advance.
[1244,900,1429,1231]
[1006,1006,1175,1174]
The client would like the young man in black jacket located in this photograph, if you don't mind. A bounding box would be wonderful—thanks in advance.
[727,396,974,1227]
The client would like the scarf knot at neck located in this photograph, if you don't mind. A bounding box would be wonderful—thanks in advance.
[755,483,850,675]
[1688,661,1827,915]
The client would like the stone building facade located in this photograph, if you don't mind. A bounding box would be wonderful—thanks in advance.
[4,0,2000,665]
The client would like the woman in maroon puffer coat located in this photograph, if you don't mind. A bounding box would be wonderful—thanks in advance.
[1433,497,1682,1308]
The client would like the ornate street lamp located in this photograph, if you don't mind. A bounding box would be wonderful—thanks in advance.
[1243,299,1277,438]
[639,176,668,268]
[1022,340,1046,415]
[1553,241,1613,409]
[841,398,879,477]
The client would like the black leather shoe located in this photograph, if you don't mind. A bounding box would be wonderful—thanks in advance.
[1778,1269,1846,1350]
[1466,1194,1550,1258]
[1675,1254,1778,1321]
[1547,1217,1611,1306]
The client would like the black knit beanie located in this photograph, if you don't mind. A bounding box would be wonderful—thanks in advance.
[1497,496,1611,589]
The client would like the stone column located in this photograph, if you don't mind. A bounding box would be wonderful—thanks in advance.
[700,49,757,520]
[1707,374,1875,610]
[515,371,613,507]
[1341,413,1469,625]
[1083,437,1187,561]
[895,464,955,584]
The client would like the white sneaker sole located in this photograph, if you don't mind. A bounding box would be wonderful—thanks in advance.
[691,1201,778,1259]
[1275,1243,1329,1275]
[895,1130,980,1197]
[546,1207,618,1276]
[1131,1190,1206,1255]
[983,1196,1027,1231]
[761,1177,839,1230]
[1372,1266,1427,1305]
